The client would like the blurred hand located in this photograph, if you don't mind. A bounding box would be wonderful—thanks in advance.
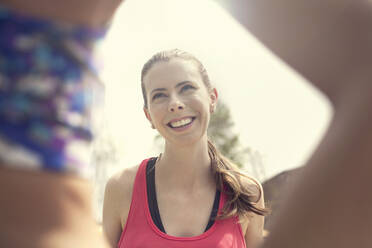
[0,0,124,27]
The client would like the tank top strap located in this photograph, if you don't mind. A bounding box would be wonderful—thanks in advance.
[128,158,148,210]
[133,158,149,197]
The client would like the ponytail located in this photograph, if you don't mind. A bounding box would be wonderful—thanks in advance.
[208,139,269,219]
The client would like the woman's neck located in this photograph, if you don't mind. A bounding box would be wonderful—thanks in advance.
[156,136,214,192]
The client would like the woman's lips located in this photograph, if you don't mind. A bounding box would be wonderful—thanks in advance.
[167,117,196,129]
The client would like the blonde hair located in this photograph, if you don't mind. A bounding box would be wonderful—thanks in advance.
[141,49,269,219]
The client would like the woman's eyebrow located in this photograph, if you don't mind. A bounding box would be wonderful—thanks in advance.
[150,88,166,95]
[150,81,193,95]
[175,81,192,88]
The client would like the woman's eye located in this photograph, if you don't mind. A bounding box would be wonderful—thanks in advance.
[180,84,195,92]
[152,93,166,101]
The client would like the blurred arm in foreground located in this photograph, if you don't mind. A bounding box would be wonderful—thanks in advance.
[215,0,372,247]
[0,1,122,247]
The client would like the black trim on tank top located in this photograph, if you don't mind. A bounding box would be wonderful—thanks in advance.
[146,157,220,234]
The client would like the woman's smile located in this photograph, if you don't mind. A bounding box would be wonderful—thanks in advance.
[167,116,196,131]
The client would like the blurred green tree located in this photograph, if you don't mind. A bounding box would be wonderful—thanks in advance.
[207,100,246,168]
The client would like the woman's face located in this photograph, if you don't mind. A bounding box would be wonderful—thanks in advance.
[143,58,217,146]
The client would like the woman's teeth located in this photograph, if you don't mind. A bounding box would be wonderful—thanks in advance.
[170,118,193,128]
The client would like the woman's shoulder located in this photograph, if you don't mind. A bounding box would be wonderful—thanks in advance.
[104,164,142,229]
[105,164,141,200]
[237,173,266,238]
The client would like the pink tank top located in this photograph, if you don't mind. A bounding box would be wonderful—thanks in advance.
[117,158,246,248]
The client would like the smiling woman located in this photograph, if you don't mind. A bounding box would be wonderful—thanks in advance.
[102,49,269,248]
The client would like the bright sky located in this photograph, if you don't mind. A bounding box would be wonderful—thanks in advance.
[99,0,332,181]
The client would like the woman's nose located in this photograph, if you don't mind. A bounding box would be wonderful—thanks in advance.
[168,98,185,112]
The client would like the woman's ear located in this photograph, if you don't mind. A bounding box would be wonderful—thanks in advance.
[143,107,155,129]
[210,88,218,113]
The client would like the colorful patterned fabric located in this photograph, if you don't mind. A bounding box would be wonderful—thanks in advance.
[0,5,106,177]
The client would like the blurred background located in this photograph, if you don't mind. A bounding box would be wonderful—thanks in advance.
[91,0,332,228]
